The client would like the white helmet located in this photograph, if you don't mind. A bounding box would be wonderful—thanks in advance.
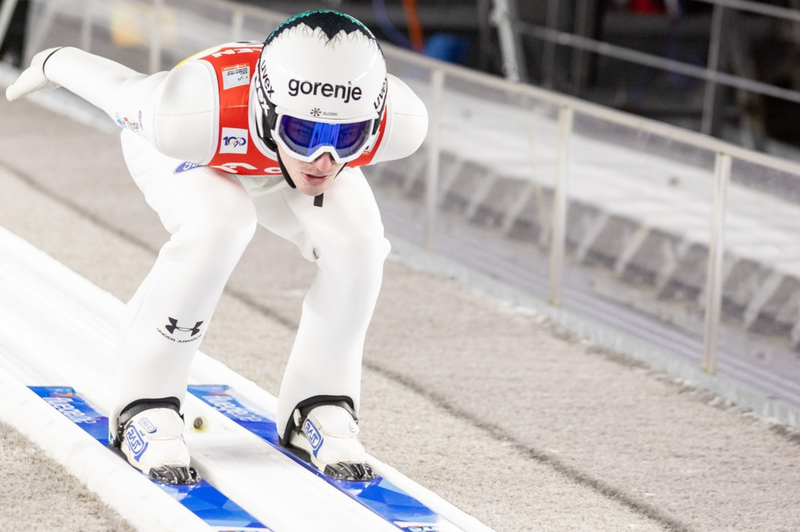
[255,10,388,164]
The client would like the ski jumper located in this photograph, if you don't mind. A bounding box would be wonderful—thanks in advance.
[39,44,428,437]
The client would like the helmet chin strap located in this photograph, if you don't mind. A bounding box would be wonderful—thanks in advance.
[276,147,350,208]
[275,148,296,189]
[259,109,310,202]
[255,85,303,194]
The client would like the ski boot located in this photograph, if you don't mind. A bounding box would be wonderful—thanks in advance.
[282,400,376,481]
[114,399,200,485]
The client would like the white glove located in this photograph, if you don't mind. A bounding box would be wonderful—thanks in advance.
[5,47,63,101]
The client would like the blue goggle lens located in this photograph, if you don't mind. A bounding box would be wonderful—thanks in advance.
[277,115,372,161]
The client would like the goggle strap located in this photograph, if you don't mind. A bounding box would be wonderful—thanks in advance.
[265,98,279,132]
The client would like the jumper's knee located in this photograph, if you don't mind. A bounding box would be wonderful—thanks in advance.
[314,233,391,317]
[164,179,257,263]
[318,231,390,277]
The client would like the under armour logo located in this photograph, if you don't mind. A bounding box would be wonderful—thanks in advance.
[165,318,203,336]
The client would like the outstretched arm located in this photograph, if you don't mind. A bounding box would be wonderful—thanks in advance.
[368,74,429,164]
[5,48,62,101]
[6,47,217,163]
[6,47,157,115]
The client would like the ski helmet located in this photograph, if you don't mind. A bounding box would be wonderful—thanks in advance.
[255,10,388,164]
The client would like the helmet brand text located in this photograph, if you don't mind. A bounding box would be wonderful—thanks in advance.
[373,78,388,112]
[288,78,362,104]
[259,60,275,98]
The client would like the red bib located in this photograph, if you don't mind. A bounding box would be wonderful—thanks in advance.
[191,43,387,177]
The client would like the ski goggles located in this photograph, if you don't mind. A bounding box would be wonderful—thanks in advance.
[273,114,374,164]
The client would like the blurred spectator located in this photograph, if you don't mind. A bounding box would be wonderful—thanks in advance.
[425,33,469,65]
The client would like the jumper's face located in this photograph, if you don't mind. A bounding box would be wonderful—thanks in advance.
[278,144,344,196]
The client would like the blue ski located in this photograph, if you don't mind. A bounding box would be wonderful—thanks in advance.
[188,384,462,532]
[29,386,272,532]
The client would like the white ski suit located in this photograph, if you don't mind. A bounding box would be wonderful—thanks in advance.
[26,44,428,438]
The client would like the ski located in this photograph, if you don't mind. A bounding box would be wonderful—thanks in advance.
[189,384,461,532]
[29,386,272,532]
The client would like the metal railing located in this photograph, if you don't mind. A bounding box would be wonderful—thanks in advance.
[16,0,800,381]
[400,40,800,372]
[493,0,800,141]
